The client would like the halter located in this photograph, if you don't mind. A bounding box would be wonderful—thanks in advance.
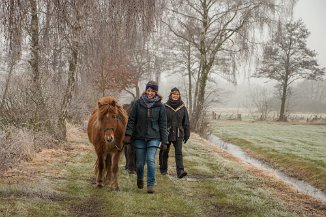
[103,113,119,132]
[103,114,124,152]
[104,127,114,132]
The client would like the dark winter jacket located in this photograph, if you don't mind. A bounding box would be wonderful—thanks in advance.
[125,96,168,144]
[165,100,190,142]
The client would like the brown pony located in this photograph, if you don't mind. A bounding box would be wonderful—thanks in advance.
[87,96,127,190]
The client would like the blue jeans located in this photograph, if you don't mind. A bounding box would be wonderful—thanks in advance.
[134,139,160,186]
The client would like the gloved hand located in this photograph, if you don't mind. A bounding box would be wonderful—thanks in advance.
[123,135,131,144]
[161,143,168,151]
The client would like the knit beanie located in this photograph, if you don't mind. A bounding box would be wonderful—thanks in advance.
[145,81,158,91]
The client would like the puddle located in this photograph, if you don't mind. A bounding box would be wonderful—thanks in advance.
[207,134,326,203]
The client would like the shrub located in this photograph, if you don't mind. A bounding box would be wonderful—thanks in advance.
[0,127,34,171]
[0,126,60,171]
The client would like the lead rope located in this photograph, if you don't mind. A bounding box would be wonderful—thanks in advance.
[114,141,125,152]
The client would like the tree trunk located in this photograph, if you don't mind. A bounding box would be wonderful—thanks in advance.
[57,45,78,140]
[191,1,210,132]
[1,61,15,109]
[136,85,140,99]
[279,56,290,121]
[193,66,209,131]
[57,12,81,140]
[186,42,193,115]
[279,81,288,121]
[191,64,201,129]
[29,0,53,133]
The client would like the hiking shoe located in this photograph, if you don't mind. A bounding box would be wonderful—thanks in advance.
[177,170,187,179]
[147,185,155,194]
[137,179,144,189]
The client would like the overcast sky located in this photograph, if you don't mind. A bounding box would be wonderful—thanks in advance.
[294,0,326,68]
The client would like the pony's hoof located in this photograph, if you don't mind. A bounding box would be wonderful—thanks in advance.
[111,186,120,191]
[96,183,104,188]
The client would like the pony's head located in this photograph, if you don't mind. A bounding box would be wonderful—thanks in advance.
[97,96,120,143]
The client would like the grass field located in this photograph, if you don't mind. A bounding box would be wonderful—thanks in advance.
[0,125,325,216]
[209,120,326,193]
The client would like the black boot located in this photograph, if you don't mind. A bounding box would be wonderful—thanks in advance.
[177,170,187,179]
[137,179,144,189]
[159,147,169,175]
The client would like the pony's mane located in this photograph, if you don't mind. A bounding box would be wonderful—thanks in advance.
[97,96,127,126]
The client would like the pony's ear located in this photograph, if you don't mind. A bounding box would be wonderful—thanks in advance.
[111,99,116,107]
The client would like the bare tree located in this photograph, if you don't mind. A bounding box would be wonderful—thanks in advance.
[164,31,200,114]
[57,0,165,139]
[1,53,20,110]
[25,0,53,132]
[124,47,153,99]
[163,0,279,131]
[55,1,94,140]
[0,0,22,110]
[0,0,165,140]
[121,31,169,100]
[254,19,325,121]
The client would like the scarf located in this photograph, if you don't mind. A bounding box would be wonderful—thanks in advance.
[141,94,160,108]
[166,97,183,109]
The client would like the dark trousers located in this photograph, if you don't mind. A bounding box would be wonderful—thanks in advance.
[159,140,184,174]
[124,142,136,172]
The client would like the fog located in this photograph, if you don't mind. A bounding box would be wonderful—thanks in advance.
[294,0,326,68]
[156,0,326,112]
[1,0,325,137]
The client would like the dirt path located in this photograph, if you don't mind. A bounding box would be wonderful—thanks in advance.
[1,127,325,216]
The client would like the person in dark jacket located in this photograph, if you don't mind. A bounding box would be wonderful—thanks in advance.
[124,81,168,193]
[159,87,190,178]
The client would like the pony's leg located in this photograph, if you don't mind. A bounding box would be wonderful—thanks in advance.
[96,153,105,188]
[105,153,112,186]
[124,146,129,170]
[110,151,121,191]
